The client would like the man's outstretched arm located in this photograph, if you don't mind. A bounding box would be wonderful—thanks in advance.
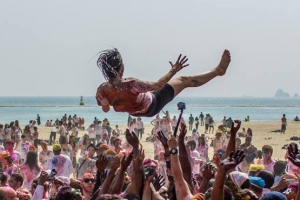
[140,55,189,91]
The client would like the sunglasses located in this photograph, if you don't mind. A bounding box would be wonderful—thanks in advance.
[83,178,95,183]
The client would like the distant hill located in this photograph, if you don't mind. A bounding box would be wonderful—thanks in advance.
[274,89,290,97]
[293,93,300,98]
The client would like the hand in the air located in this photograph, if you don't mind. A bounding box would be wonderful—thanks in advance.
[168,135,178,149]
[133,148,145,167]
[230,120,241,135]
[212,152,222,167]
[125,129,139,149]
[96,154,108,172]
[153,175,165,191]
[157,131,168,149]
[120,154,133,171]
[38,171,49,185]
[201,164,215,180]
[219,150,245,172]
[109,156,121,171]
[169,54,189,73]
[178,121,187,141]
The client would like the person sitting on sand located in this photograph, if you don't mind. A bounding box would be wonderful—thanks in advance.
[294,116,299,121]
[96,48,231,117]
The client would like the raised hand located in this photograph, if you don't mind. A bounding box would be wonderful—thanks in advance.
[96,154,108,172]
[287,144,300,167]
[133,148,145,167]
[167,135,178,149]
[201,163,215,180]
[153,175,165,191]
[120,154,133,171]
[157,131,168,148]
[271,177,290,192]
[143,175,165,200]
[169,54,189,74]
[212,152,222,167]
[109,156,121,171]
[38,170,49,185]
[219,150,245,172]
[178,122,187,141]
[125,129,139,149]
[230,120,241,135]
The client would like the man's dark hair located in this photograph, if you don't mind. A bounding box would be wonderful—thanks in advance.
[10,173,24,185]
[262,145,273,154]
[55,186,82,200]
[274,161,287,176]
[255,170,274,189]
[187,140,196,150]
[97,48,123,81]
[87,144,96,151]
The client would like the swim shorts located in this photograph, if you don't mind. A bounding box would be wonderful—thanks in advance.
[132,84,174,117]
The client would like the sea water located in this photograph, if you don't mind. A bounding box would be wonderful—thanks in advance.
[0,96,299,126]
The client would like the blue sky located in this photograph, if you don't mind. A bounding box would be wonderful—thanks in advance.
[1,1,299,97]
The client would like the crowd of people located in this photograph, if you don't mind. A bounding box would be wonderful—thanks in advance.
[0,112,299,200]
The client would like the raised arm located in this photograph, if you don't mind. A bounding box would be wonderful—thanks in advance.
[93,154,108,194]
[99,156,120,195]
[110,154,133,194]
[146,55,188,91]
[125,129,144,198]
[125,148,145,199]
[168,135,193,200]
[178,122,193,192]
[211,150,245,200]
[225,120,241,158]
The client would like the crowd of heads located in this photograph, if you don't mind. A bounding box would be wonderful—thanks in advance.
[0,112,299,200]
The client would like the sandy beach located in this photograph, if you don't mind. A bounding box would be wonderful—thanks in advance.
[30,120,300,162]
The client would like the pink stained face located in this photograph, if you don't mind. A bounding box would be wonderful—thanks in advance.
[6,143,14,151]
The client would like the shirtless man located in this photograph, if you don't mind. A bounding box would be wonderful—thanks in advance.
[96,48,231,117]
[281,114,287,134]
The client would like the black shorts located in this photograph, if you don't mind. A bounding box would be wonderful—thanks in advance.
[132,84,174,117]
[34,139,40,148]
[205,124,209,130]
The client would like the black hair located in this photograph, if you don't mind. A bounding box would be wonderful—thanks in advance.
[25,151,40,172]
[55,186,82,200]
[274,160,287,176]
[69,136,76,149]
[97,48,123,82]
[187,140,197,150]
[255,169,274,189]
[10,173,24,185]
[87,144,96,151]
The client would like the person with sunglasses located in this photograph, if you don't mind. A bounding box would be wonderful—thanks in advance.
[80,173,95,199]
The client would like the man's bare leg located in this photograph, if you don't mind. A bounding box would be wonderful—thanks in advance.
[169,50,231,96]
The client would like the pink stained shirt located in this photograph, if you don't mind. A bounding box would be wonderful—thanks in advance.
[257,159,276,173]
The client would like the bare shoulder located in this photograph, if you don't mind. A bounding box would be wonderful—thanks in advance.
[98,82,109,88]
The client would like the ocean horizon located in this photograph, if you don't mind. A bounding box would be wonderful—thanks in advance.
[0,96,299,126]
